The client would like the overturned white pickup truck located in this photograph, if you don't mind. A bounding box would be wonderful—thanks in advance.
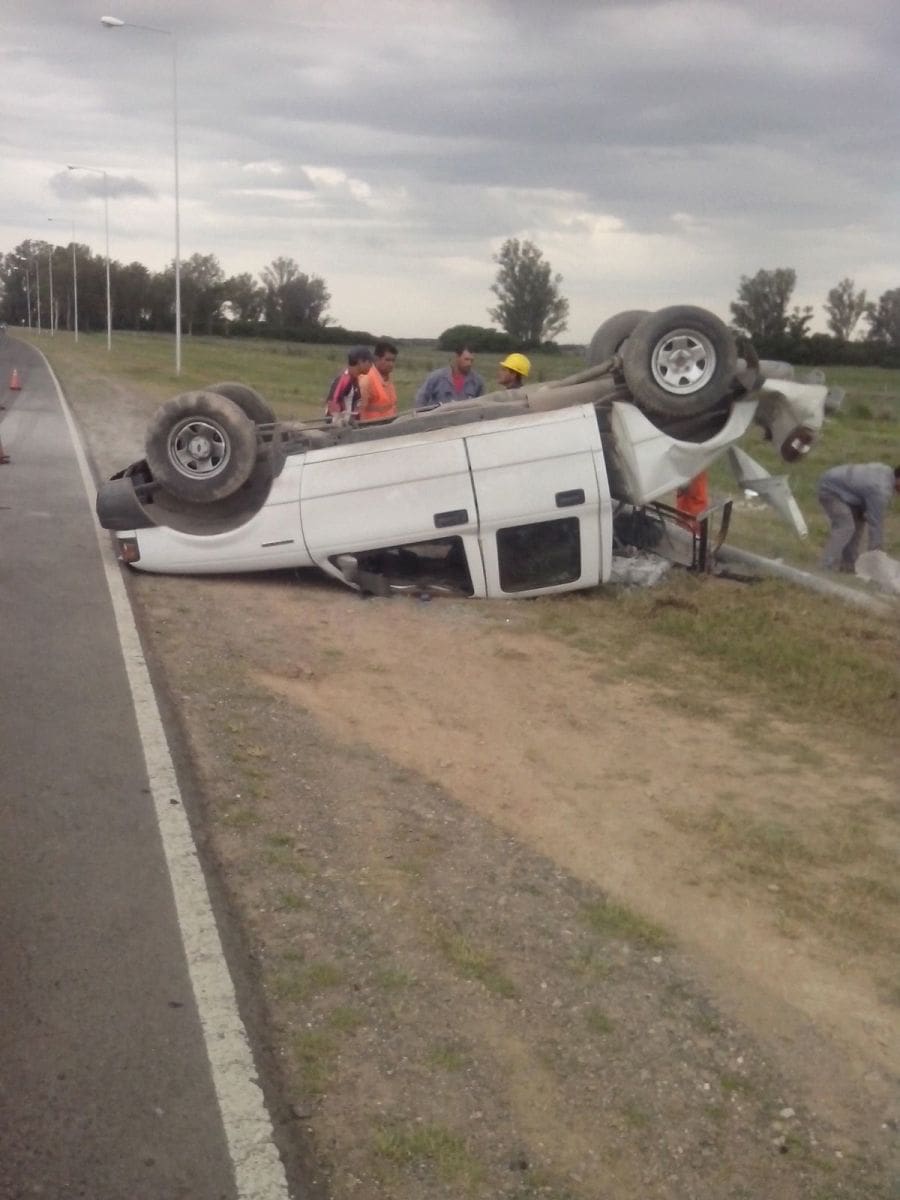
[96,305,827,599]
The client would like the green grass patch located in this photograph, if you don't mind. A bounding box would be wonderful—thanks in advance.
[584,1005,615,1035]
[620,1101,651,1129]
[327,1005,364,1033]
[720,1072,754,1096]
[426,1041,469,1072]
[291,1029,336,1095]
[373,965,415,992]
[272,960,344,1002]
[580,898,670,949]
[373,1122,484,1191]
[429,923,518,998]
[219,806,260,830]
[535,572,899,745]
[262,841,311,874]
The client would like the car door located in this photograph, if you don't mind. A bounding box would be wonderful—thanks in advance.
[466,406,612,598]
[298,432,487,594]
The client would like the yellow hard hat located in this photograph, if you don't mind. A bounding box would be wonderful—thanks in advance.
[500,352,531,378]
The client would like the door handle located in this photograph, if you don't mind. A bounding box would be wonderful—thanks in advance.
[434,509,469,528]
[555,489,585,508]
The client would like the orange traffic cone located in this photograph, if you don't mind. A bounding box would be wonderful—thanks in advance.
[9,369,21,390]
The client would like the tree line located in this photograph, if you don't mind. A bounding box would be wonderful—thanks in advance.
[2,235,899,366]
[449,246,900,366]
[0,243,372,344]
[729,268,900,366]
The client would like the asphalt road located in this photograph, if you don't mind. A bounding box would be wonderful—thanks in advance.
[0,338,278,1200]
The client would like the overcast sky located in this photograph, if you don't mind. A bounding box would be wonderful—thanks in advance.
[3,0,898,340]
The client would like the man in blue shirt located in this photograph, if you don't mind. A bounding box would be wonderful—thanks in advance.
[415,345,485,410]
[816,462,900,571]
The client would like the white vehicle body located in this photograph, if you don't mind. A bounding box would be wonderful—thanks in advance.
[127,403,615,598]
[97,305,828,599]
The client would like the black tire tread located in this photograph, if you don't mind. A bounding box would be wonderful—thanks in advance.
[206,381,275,426]
[586,310,650,366]
[145,390,259,504]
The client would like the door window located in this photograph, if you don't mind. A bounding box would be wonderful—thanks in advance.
[496,517,581,592]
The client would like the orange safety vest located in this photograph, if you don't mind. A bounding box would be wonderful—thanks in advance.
[675,471,709,523]
[358,368,397,422]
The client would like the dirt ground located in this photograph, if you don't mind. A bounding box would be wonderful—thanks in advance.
[71,379,898,1199]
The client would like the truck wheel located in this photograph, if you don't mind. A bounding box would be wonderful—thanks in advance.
[621,306,738,419]
[585,310,650,366]
[207,382,287,477]
[145,390,259,504]
[207,381,275,425]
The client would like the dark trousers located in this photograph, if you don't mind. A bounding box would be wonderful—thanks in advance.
[818,491,865,570]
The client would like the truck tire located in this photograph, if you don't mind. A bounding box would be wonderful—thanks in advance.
[207,381,276,426]
[145,390,259,504]
[621,306,738,419]
[585,310,650,366]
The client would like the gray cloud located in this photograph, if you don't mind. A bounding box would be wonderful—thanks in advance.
[51,170,156,201]
[2,0,899,337]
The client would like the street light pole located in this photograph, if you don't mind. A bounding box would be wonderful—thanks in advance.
[101,15,182,375]
[73,223,79,343]
[67,164,111,351]
[35,254,42,336]
[47,242,55,336]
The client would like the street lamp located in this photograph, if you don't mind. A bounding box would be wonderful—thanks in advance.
[48,217,79,342]
[35,252,42,335]
[101,14,182,375]
[67,164,111,351]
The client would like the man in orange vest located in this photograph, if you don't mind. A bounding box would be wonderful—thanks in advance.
[358,340,399,423]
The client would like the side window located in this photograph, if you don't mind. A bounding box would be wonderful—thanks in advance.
[329,536,474,596]
[496,517,581,592]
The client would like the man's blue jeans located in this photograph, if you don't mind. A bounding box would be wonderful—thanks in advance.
[818,490,865,570]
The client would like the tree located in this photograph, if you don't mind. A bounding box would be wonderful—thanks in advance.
[281,274,330,330]
[824,277,868,342]
[260,256,330,333]
[2,242,42,327]
[75,250,112,333]
[180,252,225,335]
[222,272,264,324]
[146,265,175,331]
[865,288,900,350]
[488,238,569,346]
[115,261,151,331]
[729,268,798,345]
[785,304,814,341]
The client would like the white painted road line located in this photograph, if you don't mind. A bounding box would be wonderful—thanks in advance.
[43,349,294,1200]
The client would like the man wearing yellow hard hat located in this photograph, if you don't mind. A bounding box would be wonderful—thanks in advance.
[497,352,531,390]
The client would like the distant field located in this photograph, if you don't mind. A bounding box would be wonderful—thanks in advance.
[12,328,578,421]
[14,326,900,571]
